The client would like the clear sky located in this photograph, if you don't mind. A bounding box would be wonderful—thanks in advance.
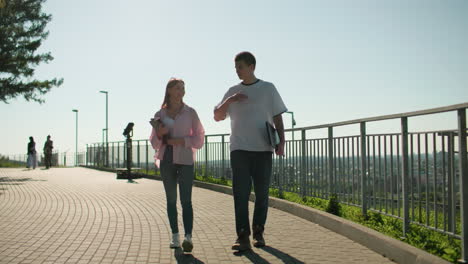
[1,0,467,156]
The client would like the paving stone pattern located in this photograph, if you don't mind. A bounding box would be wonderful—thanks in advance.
[0,168,395,264]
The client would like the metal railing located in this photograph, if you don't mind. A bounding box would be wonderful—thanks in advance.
[7,151,86,167]
[12,102,466,262]
[86,140,156,173]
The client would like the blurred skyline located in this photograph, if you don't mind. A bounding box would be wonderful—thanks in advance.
[1,0,467,156]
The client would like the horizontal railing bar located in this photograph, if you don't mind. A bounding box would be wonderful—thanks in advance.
[203,129,466,141]
[288,102,468,131]
[203,133,230,137]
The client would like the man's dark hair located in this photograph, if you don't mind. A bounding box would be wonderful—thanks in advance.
[235,51,256,67]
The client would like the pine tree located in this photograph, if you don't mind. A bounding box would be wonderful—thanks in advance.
[0,0,63,103]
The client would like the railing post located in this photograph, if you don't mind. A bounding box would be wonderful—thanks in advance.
[117,142,120,168]
[279,153,284,197]
[448,133,455,233]
[205,136,208,177]
[401,117,410,236]
[457,109,468,263]
[146,140,149,174]
[98,143,101,167]
[89,145,91,166]
[112,142,114,168]
[123,142,126,168]
[360,122,367,216]
[328,127,334,198]
[301,129,307,197]
[95,144,98,166]
[221,135,225,179]
[137,140,141,169]
[89,145,92,166]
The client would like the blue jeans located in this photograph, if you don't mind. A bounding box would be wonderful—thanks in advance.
[160,146,194,235]
[231,150,272,236]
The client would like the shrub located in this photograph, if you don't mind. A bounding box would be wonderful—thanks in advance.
[326,194,342,216]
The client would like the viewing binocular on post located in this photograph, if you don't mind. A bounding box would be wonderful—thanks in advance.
[123,122,134,137]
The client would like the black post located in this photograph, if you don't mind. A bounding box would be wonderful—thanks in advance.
[360,122,367,216]
[457,109,468,263]
[123,122,134,182]
[328,127,334,197]
[126,135,132,181]
[401,117,410,236]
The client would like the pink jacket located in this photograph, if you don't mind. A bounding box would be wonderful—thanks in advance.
[149,104,205,166]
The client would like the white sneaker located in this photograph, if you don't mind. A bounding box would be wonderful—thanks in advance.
[170,233,180,248]
[182,234,193,252]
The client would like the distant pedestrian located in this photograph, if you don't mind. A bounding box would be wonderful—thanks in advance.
[214,51,287,251]
[43,135,54,169]
[27,137,38,169]
[149,78,205,253]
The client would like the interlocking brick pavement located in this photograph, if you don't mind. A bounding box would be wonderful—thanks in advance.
[0,168,395,264]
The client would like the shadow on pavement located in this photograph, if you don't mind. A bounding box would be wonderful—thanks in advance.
[174,248,205,264]
[234,249,270,264]
[127,179,139,184]
[0,176,46,185]
[260,246,305,264]
[0,176,44,195]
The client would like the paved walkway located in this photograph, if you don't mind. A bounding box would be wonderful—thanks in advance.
[0,168,394,264]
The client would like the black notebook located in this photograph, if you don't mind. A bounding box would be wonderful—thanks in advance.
[266,122,280,150]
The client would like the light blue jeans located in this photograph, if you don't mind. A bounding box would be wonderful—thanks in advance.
[160,146,194,235]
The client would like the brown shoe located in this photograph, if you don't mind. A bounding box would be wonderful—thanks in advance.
[231,238,240,250]
[232,230,251,251]
[253,233,265,247]
[252,225,265,247]
[237,236,251,251]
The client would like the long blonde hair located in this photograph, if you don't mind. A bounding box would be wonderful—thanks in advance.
[161,78,185,109]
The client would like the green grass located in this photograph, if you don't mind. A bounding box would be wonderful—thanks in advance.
[0,155,24,168]
[195,174,231,186]
[134,168,160,176]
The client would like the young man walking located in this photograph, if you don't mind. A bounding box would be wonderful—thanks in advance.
[214,51,287,251]
[43,135,53,169]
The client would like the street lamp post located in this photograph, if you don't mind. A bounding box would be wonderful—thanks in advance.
[102,128,107,167]
[72,109,78,166]
[285,111,296,141]
[99,91,108,167]
[102,128,106,145]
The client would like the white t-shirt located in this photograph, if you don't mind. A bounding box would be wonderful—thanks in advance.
[218,79,287,152]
